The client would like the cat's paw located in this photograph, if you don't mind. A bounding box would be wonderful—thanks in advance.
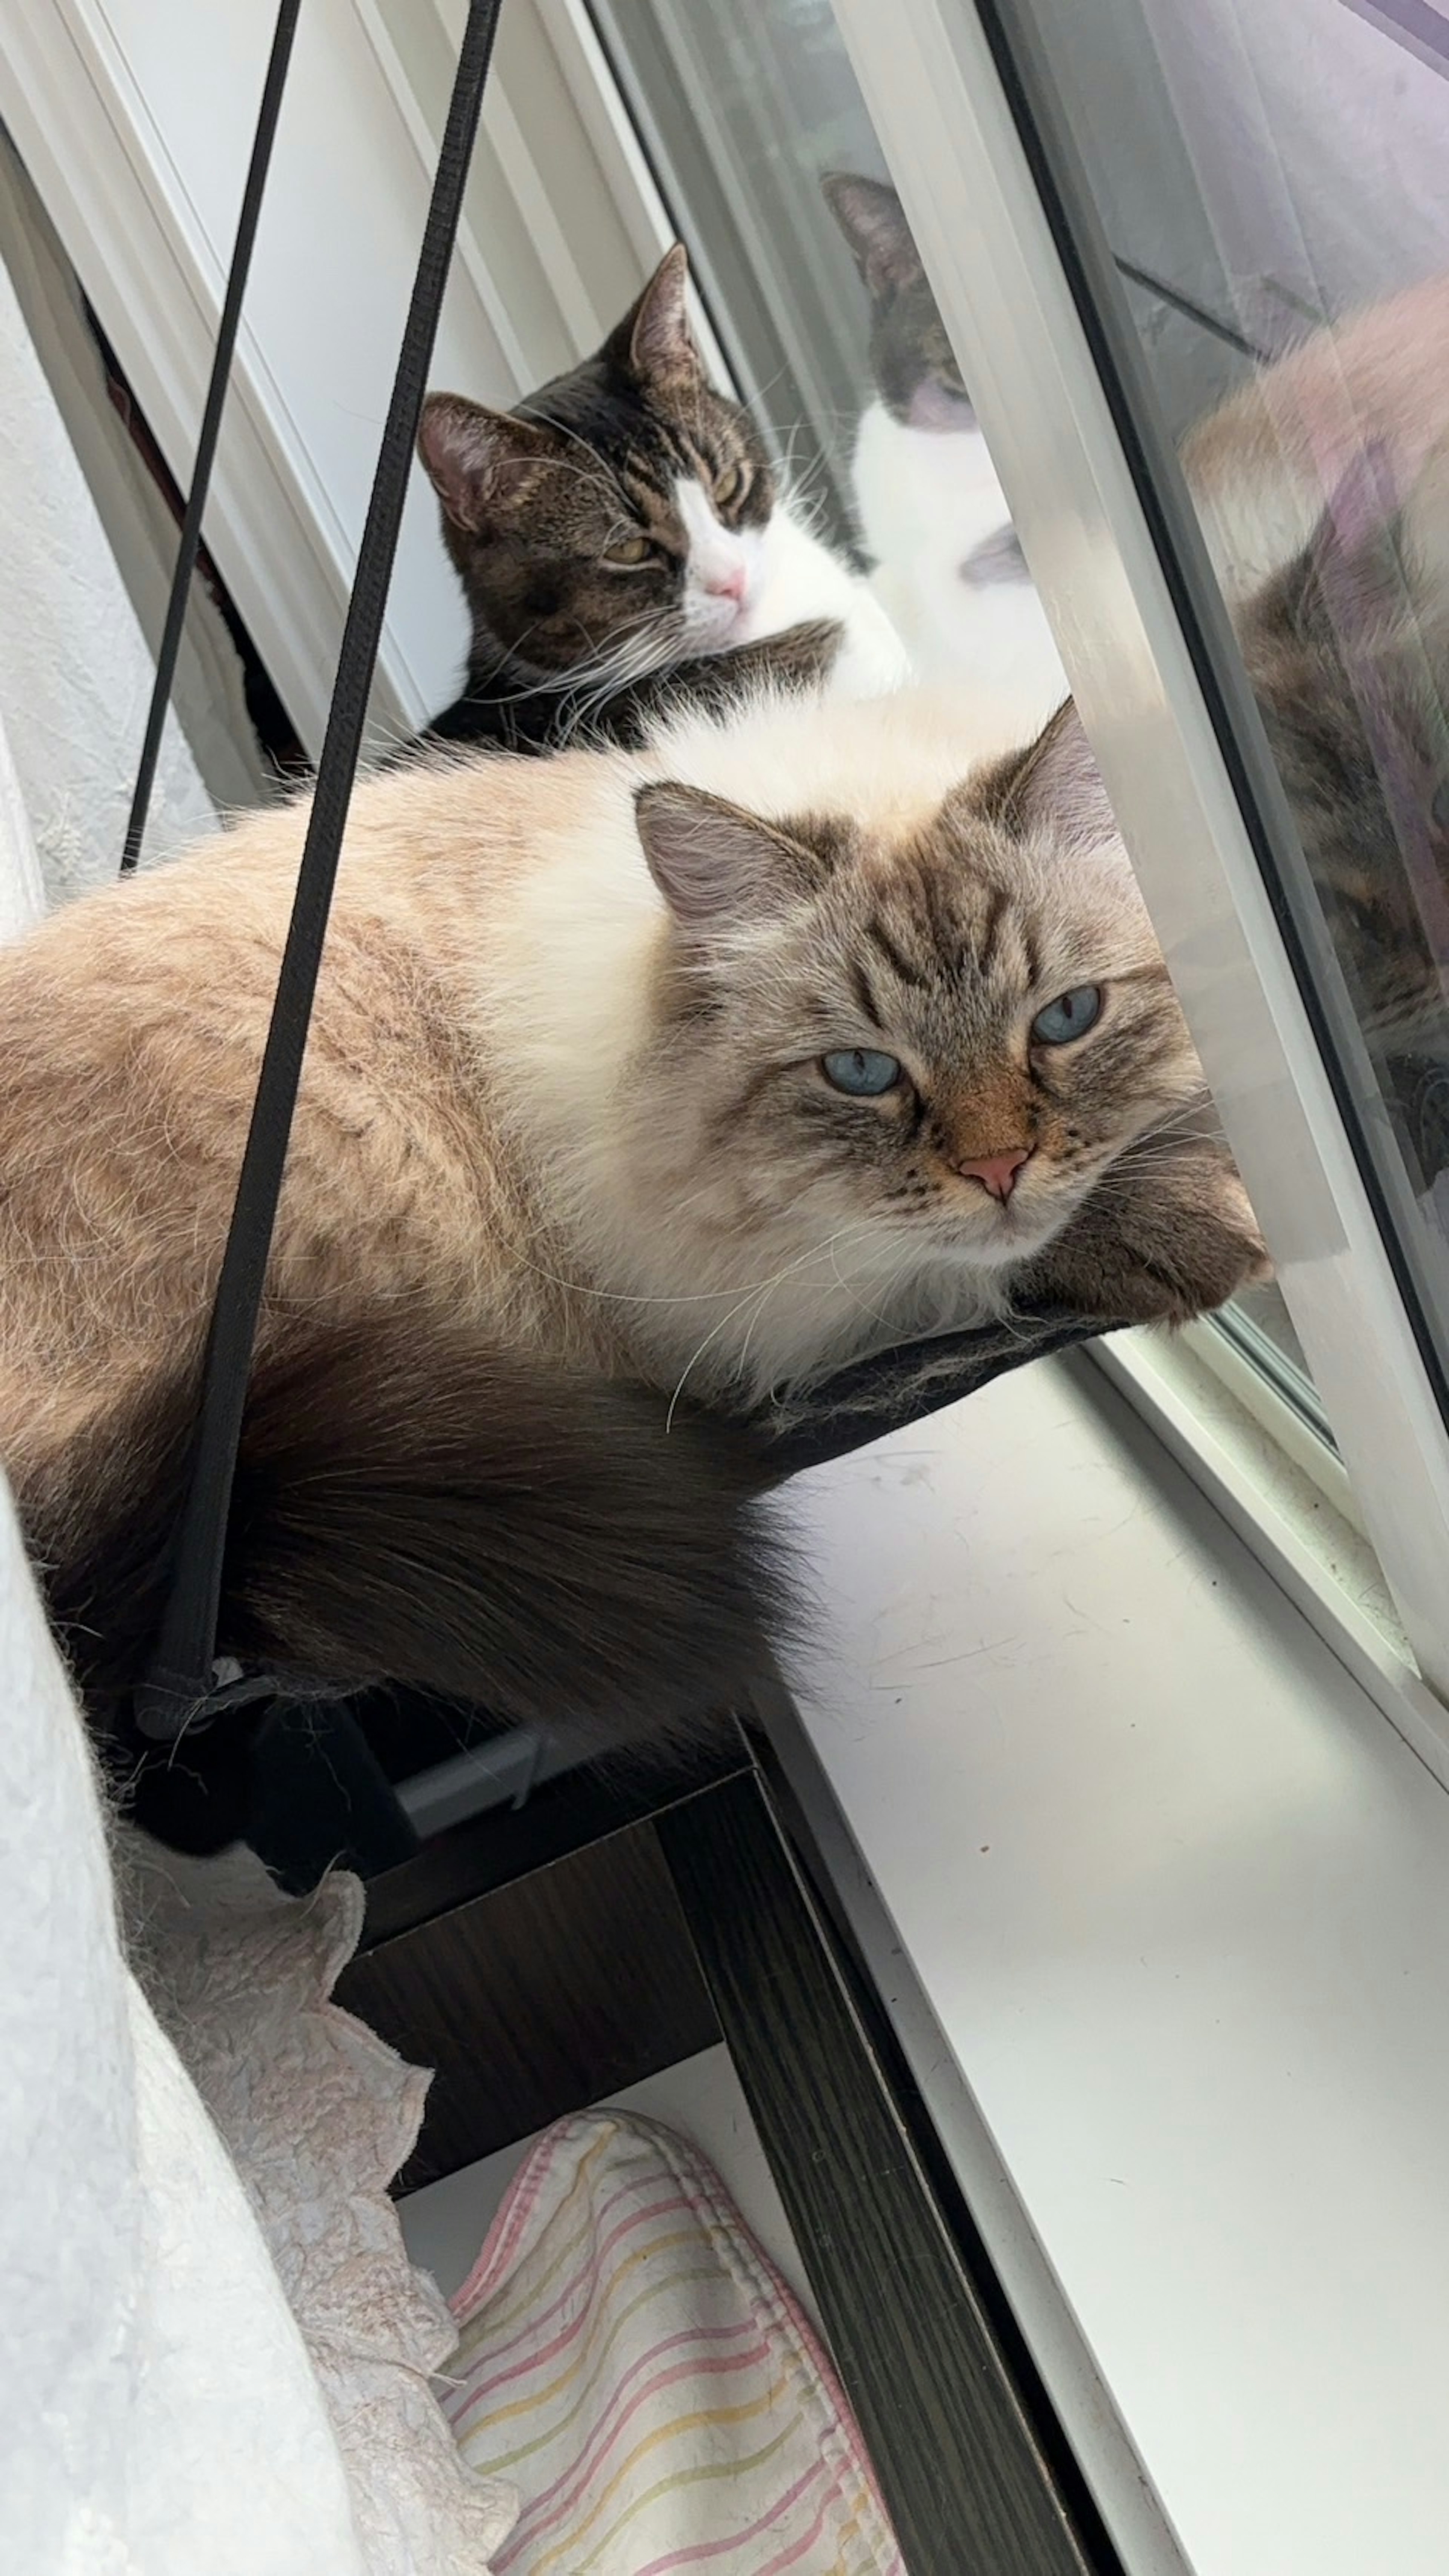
[734,619,845,689]
[1027,1148,1271,1329]
[1115,1161,1271,1327]
[826,589,914,699]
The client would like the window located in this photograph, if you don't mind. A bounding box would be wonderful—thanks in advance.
[20,0,1449,1706]
[588,0,881,543]
[802,0,1449,1708]
[578,3,1406,1576]
[973,0,1449,1485]
[574,0,1449,1695]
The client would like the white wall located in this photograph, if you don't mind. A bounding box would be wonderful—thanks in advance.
[1,0,674,754]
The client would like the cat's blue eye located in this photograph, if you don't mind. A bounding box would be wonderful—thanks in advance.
[821,1048,901,1096]
[1031,985,1103,1046]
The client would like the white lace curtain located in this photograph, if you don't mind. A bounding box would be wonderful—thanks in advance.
[0,220,369,2576]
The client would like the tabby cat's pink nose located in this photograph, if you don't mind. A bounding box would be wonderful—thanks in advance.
[707,564,748,601]
[954,1147,1031,1202]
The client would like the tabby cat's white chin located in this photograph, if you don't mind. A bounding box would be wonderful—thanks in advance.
[668,472,911,698]
[744,495,913,699]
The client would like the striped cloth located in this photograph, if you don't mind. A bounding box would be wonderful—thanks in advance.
[445,2110,903,2576]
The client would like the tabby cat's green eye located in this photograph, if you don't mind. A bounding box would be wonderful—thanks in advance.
[821,1048,901,1096]
[1031,985,1103,1045]
[607,532,653,567]
[714,461,748,510]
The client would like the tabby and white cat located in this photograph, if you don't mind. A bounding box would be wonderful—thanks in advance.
[416,243,909,753]
[827,169,1449,684]
[2,684,1262,1731]
[824,172,1067,733]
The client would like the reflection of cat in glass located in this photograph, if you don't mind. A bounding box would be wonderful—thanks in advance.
[1236,440,1449,1206]
[826,171,1449,709]
[824,172,1068,735]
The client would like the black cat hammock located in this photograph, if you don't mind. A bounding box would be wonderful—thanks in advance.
[120,0,1106,1878]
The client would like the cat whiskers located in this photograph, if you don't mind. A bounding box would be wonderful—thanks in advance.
[1057,1125,1238,1218]
[825,1229,926,1337]
[469,607,676,720]
[663,1222,884,1429]
[494,1214,868,1320]
[567,617,680,725]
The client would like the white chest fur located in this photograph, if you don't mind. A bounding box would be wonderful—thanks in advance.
[851,401,1068,736]
[673,470,912,702]
[746,500,912,700]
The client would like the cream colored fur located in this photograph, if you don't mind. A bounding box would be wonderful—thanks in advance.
[0,679,1235,1543]
[1184,276,1449,600]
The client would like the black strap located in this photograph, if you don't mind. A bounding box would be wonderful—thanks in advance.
[121,0,303,875]
[135,0,506,1740]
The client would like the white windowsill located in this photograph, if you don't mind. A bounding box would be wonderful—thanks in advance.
[778,1351,1449,2576]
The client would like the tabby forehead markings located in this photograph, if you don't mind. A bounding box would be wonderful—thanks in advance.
[973,883,1011,979]
[848,959,888,1031]
[865,916,930,990]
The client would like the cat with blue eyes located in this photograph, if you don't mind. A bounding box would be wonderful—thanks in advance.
[415,243,909,753]
[2,673,1265,1738]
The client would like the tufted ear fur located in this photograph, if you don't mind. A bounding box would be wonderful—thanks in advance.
[417,393,562,534]
[611,244,700,386]
[979,699,1118,857]
[1277,444,1449,767]
[1260,440,1449,670]
[634,784,830,930]
[1231,435,1449,1013]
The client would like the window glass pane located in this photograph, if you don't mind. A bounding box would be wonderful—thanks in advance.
[974,0,1449,1416]
[590,0,886,544]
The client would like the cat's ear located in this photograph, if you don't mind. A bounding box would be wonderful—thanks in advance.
[1402,437,1449,614]
[618,245,699,386]
[821,172,922,300]
[635,783,826,930]
[1237,446,1411,688]
[979,700,1119,857]
[1290,443,1411,639]
[417,393,560,534]
[1279,440,1449,692]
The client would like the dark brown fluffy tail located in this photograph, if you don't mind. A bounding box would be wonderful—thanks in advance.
[42,1317,794,1749]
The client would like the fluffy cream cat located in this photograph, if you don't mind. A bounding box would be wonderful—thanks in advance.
[1,684,1263,1729]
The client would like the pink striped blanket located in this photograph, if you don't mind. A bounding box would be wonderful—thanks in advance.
[445,2110,904,2576]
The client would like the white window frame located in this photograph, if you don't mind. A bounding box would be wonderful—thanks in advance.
[822,0,1449,1723]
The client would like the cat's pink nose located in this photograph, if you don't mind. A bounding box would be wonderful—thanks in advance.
[954,1147,1031,1203]
[707,565,748,601]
